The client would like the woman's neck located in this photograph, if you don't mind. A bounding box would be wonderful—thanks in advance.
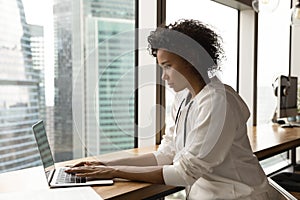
[188,76,207,99]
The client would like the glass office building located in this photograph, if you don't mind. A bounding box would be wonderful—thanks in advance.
[0,0,45,173]
[53,0,135,161]
[85,0,135,155]
[28,24,46,121]
[53,0,74,161]
[85,18,135,155]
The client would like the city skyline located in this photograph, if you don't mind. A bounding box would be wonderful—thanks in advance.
[0,0,45,173]
[1,0,137,172]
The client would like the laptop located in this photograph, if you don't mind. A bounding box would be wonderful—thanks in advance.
[32,120,114,188]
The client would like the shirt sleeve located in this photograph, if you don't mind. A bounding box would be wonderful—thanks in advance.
[153,102,176,165]
[162,165,187,186]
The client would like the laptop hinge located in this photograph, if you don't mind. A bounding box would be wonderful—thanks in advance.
[48,169,56,186]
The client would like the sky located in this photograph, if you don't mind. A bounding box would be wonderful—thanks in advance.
[22,0,54,106]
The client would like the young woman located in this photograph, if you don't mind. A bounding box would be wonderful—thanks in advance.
[66,19,281,199]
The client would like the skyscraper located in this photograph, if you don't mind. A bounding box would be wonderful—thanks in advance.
[0,0,45,173]
[53,0,74,161]
[53,0,135,161]
[85,0,135,155]
[28,24,46,121]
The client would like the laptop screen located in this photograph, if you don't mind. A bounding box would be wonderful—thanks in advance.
[32,120,55,179]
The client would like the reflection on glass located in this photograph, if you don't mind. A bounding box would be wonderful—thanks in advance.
[1,0,136,173]
[0,0,44,173]
[53,0,136,161]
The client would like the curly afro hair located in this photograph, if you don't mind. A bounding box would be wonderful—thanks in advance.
[148,19,224,69]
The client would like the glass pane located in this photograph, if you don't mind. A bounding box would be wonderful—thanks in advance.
[0,0,136,173]
[257,0,291,125]
[53,0,136,161]
[0,0,43,173]
[256,1,291,176]
[165,0,238,126]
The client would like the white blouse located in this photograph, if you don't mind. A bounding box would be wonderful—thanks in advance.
[154,77,281,199]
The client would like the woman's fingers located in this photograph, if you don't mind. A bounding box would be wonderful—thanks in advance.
[85,161,103,166]
[69,167,114,179]
[65,166,105,173]
[67,160,102,168]
[65,167,90,173]
[68,161,87,167]
[76,171,100,177]
[77,173,104,179]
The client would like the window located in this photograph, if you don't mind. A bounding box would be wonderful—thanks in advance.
[165,0,238,126]
[256,0,291,125]
[0,0,136,173]
[255,0,292,174]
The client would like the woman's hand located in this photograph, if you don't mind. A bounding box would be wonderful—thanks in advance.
[65,166,116,180]
[67,153,158,168]
[66,165,164,184]
[68,160,105,168]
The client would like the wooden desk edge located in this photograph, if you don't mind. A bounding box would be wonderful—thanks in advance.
[96,182,184,200]
[255,138,300,160]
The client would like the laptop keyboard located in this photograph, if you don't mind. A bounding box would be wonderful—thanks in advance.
[56,168,86,184]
